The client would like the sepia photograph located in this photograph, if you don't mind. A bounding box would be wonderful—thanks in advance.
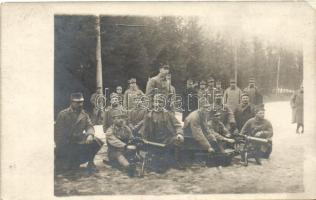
[1,1,315,200]
[54,4,306,196]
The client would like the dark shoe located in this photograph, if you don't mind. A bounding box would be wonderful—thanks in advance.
[87,162,99,173]
[127,163,136,177]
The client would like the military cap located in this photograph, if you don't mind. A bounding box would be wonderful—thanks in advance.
[128,78,137,84]
[215,92,223,97]
[254,104,265,113]
[230,78,236,83]
[249,77,255,83]
[200,80,206,85]
[159,64,170,69]
[207,77,214,83]
[70,92,84,102]
[110,92,119,99]
[241,93,249,98]
[96,86,102,89]
[216,80,221,84]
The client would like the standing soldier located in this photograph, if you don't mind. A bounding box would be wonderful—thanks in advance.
[210,93,236,132]
[166,73,176,113]
[240,106,273,163]
[207,77,215,104]
[103,93,126,133]
[197,80,210,109]
[182,79,198,121]
[55,92,103,172]
[214,80,224,96]
[90,87,106,125]
[105,109,137,177]
[243,78,262,106]
[146,64,171,104]
[115,86,124,106]
[234,93,256,132]
[290,84,304,134]
[223,79,242,112]
[124,78,144,110]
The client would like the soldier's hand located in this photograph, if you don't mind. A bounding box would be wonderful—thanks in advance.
[86,135,94,144]
[225,138,235,143]
[174,134,184,146]
[208,147,215,153]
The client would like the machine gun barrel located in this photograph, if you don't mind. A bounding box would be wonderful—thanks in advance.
[245,136,270,144]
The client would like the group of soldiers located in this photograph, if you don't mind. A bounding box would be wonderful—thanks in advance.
[54,64,273,176]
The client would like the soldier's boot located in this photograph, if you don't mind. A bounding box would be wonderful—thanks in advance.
[173,148,186,170]
[127,163,136,177]
[87,161,99,173]
[254,151,262,165]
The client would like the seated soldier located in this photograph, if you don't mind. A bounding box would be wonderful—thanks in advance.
[208,112,235,150]
[234,93,256,132]
[141,95,184,172]
[240,106,273,164]
[54,92,103,173]
[105,109,137,176]
[210,92,236,133]
[103,93,126,133]
[127,95,148,137]
[183,104,232,154]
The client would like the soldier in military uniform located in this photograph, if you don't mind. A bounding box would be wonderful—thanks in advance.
[127,95,148,137]
[210,93,236,132]
[141,95,184,172]
[207,77,215,104]
[243,78,262,106]
[223,79,242,112]
[197,80,210,109]
[115,86,124,106]
[146,64,171,106]
[183,104,232,153]
[90,87,106,125]
[55,93,103,172]
[234,93,256,132]
[103,93,126,133]
[240,106,273,163]
[214,80,224,96]
[182,79,198,121]
[105,109,137,176]
[123,78,144,110]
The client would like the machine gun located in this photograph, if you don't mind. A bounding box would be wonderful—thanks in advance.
[233,134,272,166]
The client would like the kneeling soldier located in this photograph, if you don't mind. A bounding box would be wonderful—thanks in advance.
[105,109,136,176]
[54,92,103,172]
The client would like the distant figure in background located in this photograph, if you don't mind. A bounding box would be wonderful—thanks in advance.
[90,87,106,125]
[182,79,198,121]
[55,92,103,172]
[207,77,215,104]
[243,78,263,106]
[290,84,304,134]
[115,86,124,106]
[214,80,224,96]
[124,78,144,110]
[197,80,210,109]
[223,79,242,112]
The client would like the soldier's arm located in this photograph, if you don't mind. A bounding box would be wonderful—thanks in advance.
[145,79,155,96]
[190,118,211,150]
[223,89,228,103]
[103,110,109,133]
[262,120,273,138]
[106,128,127,149]
[240,119,251,136]
[54,112,66,147]
[226,105,236,124]
[123,91,128,109]
[169,112,183,135]
[85,114,95,136]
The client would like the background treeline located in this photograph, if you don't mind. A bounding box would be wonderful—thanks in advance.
[55,15,303,116]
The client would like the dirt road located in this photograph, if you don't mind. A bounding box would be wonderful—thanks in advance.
[55,101,304,195]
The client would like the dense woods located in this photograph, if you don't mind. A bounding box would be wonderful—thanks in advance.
[54,15,303,116]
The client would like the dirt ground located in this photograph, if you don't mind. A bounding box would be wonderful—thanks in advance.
[54,101,304,195]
